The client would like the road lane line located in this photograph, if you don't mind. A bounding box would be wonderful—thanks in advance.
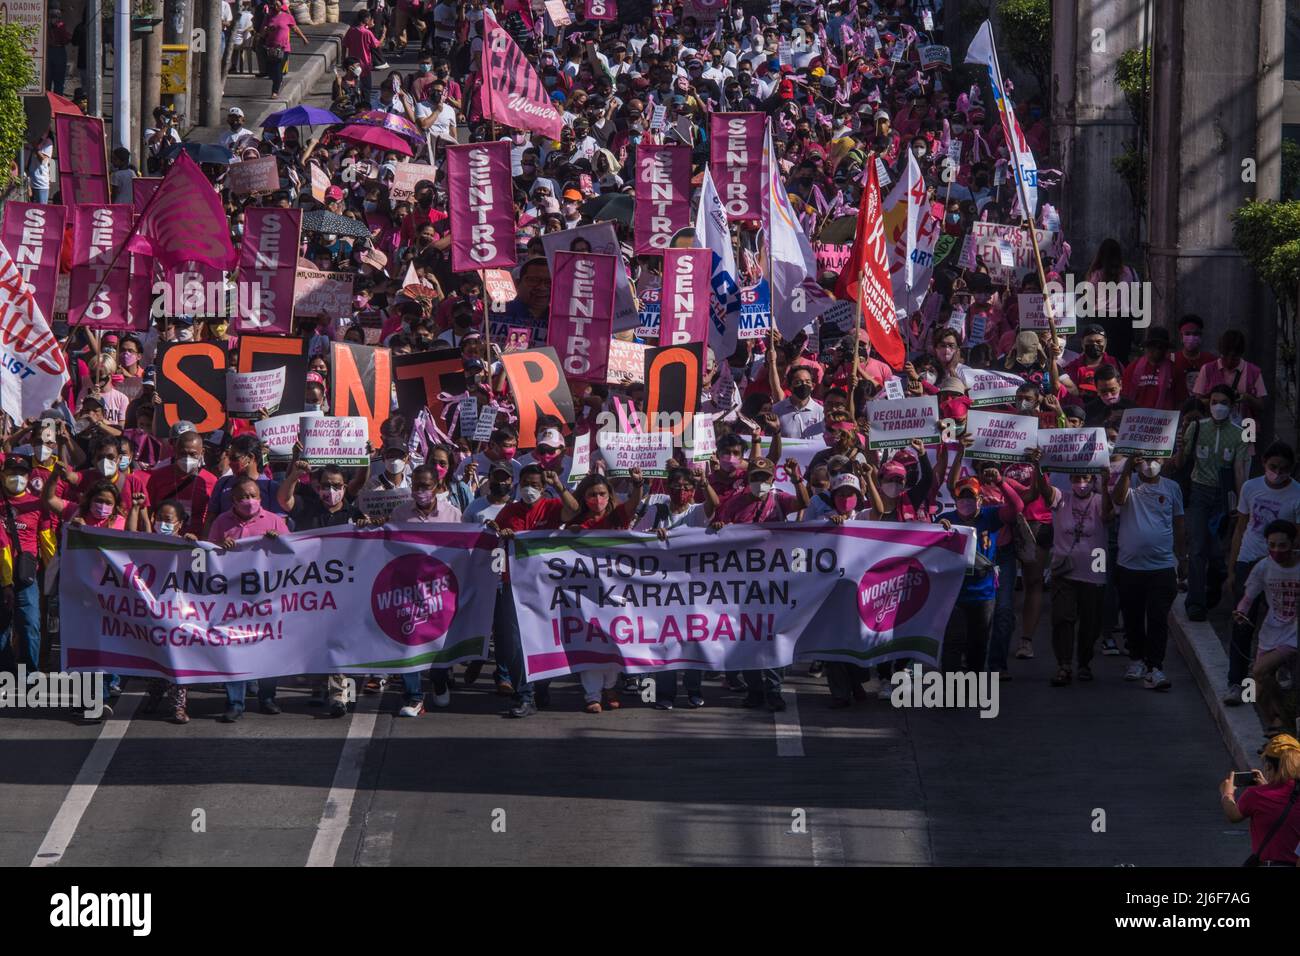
[306,696,380,867]
[31,693,141,867]
[774,688,804,756]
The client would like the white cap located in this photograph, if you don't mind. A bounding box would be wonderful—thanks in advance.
[831,473,861,493]
[229,106,244,117]
[536,428,564,449]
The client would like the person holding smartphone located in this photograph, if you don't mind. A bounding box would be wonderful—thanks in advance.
[1219,734,1300,866]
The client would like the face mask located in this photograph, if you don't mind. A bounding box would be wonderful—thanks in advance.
[719,453,741,471]
[1099,391,1120,406]
[234,498,261,518]
[534,449,562,466]
[489,480,512,497]
[585,492,610,512]
[671,487,694,506]
[881,480,904,498]
[955,498,978,517]
[834,494,858,515]
[120,351,139,367]
[363,201,378,214]
[420,63,432,73]
[97,458,118,477]
[1084,344,1103,359]
[500,447,518,460]
[1138,461,1162,479]
[176,327,194,342]
[1266,466,1289,486]
[1017,400,1037,414]
[304,403,321,413]
[386,458,406,475]
[519,486,543,505]
[432,463,449,480]
[158,520,177,535]
[921,371,937,386]
[35,445,53,464]
[318,486,344,507]
[91,501,115,519]
[179,455,201,475]
[791,383,813,401]
[749,480,773,497]
[413,489,435,508]
[1182,333,1201,350]
[1072,480,1093,498]
[1210,403,1230,421]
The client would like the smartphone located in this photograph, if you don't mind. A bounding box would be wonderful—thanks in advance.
[1232,771,1256,788]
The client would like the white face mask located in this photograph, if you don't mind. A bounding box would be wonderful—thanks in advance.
[35,445,53,464]
[749,480,773,497]
[385,458,406,475]
[4,475,27,494]
[97,458,118,477]
[1209,403,1230,421]
[158,521,177,535]
[176,327,194,342]
[881,480,904,498]
[179,455,202,475]
[519,486,542,505]
[1138,460,1162,479]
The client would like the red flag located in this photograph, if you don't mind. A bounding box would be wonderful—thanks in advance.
[479,10,564,140]
[834,160,905,370]
[125,153,238,273]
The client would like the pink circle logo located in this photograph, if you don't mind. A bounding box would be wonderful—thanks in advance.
[858,557,930,632]
[371,554,459,646]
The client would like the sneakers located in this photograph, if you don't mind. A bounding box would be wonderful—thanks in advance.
[1277,666,1294,691]
[686,695,704,709]
[259,700,282,715]
[1143,668,1172,691]
[398,699,426,718]
[429,689,451,708]
[652,699,674,711]
[1123,662,1148,681]
[1223,682,1245,706]
[621,676,641,694]
[875,679,894,700]
[328,700,348,718]
[1014,638,1034,659]
[1100,637,1121,656]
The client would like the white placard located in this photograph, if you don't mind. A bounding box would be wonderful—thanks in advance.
[965,409,1039,462]
[300,416,370,466]
[474,407,497,442]
[1114,407,1181,459]
[226,367,287,416]
[359,486,412,522]
[458,397,479,437]
[597,430,673,478]
[255,413,303,459]
[1037,427,1109,475]
[867,395,940,450]
[966,368,1024,408]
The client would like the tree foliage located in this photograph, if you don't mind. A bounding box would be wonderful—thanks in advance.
[0,23,38,193]
[1231,200,1300,308]
[999,0,1052,98]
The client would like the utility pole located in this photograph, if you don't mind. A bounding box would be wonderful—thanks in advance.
[113,0,131,150]
[164,0,194,122]
[87,3,103,117]
[142,22,163,163]
[201,0,224,126]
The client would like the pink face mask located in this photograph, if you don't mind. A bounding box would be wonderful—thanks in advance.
[413,489,435,507]
[432,463,449,480]
[234,498,261,519]
[718,453,741,471]
[120,351,139,367]
[500,446,517,459]
[91,501,115,520]
[585,492,609,512]
[834,494,858,515]
[535,449,562,466]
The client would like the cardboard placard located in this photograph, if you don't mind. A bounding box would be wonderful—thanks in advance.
[1114,408,1180,459]
[255,412,305,459]
[966,369,1025,408]
[227,367,287,416]
[294,269,355,323]
[227,155,281,195]
[965,409,1039,462]
[330,342,392,447]
[300,415,371,466]
[155,341,227,435]
[606,338,647,385]
[500,347,576,449]
[392,348,465,423]
[237,334,309,415]
[644,342,702,443]
[867,395,940,449]
[1037,427,1109,475]
[597,430,673,478]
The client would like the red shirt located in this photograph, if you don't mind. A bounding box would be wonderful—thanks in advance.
[1064,353,1122,397]
[1120,356,1179,410]
[1172,349,1216,399]
[146,465,217,535]
[342,25,382,73]
[0,492,50,557]
[1237,781,1300,864]
[716,491,800,524]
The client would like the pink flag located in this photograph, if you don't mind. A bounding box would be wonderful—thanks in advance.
[547,251,616,383]
[708,113,765,221]
[584,0,617,21]
[54,113,109,205]
[479,10,564,141]
[659,249,711,347]
[132,177,163,217]
[68,204,133,328]
[127,253,157,331]
[446,141,518,273]
[0,202,67,325]
[235,207,301,334]
[125,153,238,272]
[633,144,691,254]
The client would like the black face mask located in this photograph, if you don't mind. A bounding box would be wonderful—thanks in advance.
[1084,344,1104,359]
[791,383,813,400]
[489,480,512,497]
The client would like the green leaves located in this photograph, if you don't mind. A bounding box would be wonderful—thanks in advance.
[0,23,38,192]
[1231,200,1300,307]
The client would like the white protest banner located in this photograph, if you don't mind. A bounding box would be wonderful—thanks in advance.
[1017,292,1077,335]
[510,523,975,680]
[473,408,497,442]
[301,415,370,466]
[481,268,517,311]
[255,412,304,459]
[607,338,648,385]
[388,162,439,201]
[568,430,591,483]
[1037,427,1109,475]
[226,367,287,416]
[294,270,354,321]
[597,430,673,478]
[867,395,940,449]
[965,409,1039,462]
[359,486,413,522]
[688,413,716,458]
[970,223,1062,283]
[966,368,1024,408]
[1114,407,1180,459]
[226,155,281,195]
[310,164,330,203]
[919,44,951,70]
[883,377,905,401]
[544,0,572,26]
[458,396,479,436]
[61,524,498,683]
[756,437,822,494]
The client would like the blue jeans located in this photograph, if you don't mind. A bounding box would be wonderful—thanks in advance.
[989,545,1018,671]
[654,669,702,701]
[32,187,49,204]
[2,580,42,671]
[225,679,277,712]
[401,668,448,701]
[1185,482,1228,609]
[492,587,515,688]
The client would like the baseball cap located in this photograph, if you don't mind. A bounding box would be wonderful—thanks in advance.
[880,461,908,480]
[325,185,344,201]
[562,188,583,201]
[954,476,981,498]
[831,473,861,493]
[536,428,564,450]
[171,420,197,439]
[229,107,244,118]
[747,457,776,478]
[305,372,325,386]
[488,462,513,479]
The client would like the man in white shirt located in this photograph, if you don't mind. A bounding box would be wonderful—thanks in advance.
[417,83,457,142]
[27,133,53,203]
[772,365,825,439]
[218,107,253,150]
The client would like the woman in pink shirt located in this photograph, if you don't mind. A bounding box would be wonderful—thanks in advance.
[209,476,288,722]
[64,481,127,530]
[261,2,309,97]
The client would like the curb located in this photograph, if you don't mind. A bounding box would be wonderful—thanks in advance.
[1167,595,1262,770]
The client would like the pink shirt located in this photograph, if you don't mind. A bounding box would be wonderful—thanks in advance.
[82,513,126,530]
[1049,486,1107,585]
[208,507,289,543]
[389,499,463,522]
[343,25,381,73]
[264,12,296,51]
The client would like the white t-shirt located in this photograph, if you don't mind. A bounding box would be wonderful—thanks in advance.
[1236,476,1300,564]
[632,494,709,531]
[1239,557,1300,651]
[463,497,508,524]
[1116,476,1183,571]
[109,167,134,205]
[29,137,53,189]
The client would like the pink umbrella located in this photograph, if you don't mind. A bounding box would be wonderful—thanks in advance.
[335,124,415,156]
[349,109,425,146]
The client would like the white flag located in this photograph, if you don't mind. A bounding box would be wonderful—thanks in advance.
[694,166,741,360]
[0,242,69,423]
[762,122,832,339]
[965,20,1038,218]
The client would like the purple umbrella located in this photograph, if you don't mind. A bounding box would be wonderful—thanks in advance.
[262,105,344,127]
[349,109,425,146]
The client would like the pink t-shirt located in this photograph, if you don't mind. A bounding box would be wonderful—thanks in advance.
[389,499,464,522]
[343,25,381,72]
[1049,486,1107,585]
[209,507,290,543]
[81,513,126,530]
[264,12,296,51]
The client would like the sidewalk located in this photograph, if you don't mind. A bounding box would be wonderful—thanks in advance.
[187,2,367,145]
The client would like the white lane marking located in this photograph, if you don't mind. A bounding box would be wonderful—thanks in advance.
[774,688,804,757]
[31,692,141,867]
[811,810,846,866]
[306,697,379,868]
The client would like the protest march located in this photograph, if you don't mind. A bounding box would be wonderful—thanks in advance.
[3,3,1296,844]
